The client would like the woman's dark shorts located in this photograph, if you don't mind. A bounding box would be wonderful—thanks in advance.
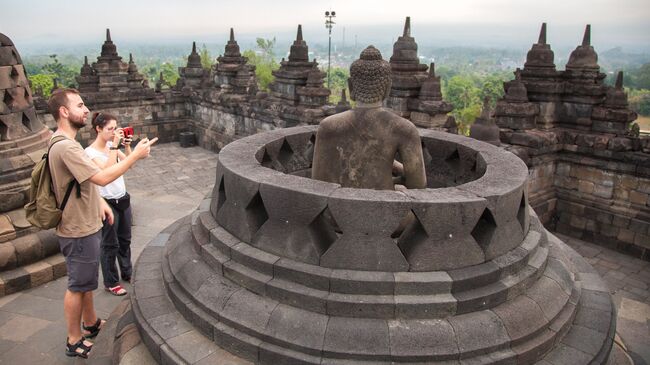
[58,230,101,292]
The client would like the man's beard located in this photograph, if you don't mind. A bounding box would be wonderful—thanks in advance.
[69,113,87,130]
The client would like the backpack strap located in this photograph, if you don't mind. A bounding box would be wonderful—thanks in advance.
[47,134,81,211]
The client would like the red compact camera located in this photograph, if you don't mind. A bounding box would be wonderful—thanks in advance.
[123,127,134,137]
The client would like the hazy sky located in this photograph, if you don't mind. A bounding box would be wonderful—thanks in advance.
[2,0,649,50]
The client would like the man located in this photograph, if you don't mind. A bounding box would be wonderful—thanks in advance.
[311,45,426,190]
[47,88,157,358]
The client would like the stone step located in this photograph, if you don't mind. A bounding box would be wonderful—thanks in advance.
[186,209,552,318]
[152,218,583,363]
[0,125,49,152]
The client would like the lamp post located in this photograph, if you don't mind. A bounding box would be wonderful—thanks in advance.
[325,10,336,89]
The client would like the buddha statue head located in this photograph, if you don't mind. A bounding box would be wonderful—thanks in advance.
[348,46,392,104]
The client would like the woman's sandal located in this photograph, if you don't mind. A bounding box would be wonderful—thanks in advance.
[105,284,127,296]
[82,318,104,339]
[65,337,92,358]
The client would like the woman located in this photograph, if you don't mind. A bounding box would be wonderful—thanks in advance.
[85,112,133,296]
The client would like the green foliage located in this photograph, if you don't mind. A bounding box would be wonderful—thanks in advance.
[33,54,79,88]
[256,38,276,62]
[242,39,280,92]
[634,63,650,90]
[627,88,650,116]
[327,67,349,104]
[199,44,212,70]
[441,71,511,134]
[28,74,55,97]
[159,63,179,86]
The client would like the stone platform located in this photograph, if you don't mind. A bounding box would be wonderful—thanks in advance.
[0,142,647,365]
[129,127,616,364]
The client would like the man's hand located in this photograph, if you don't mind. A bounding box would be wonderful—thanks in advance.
[132,137,158,160]
[101,201,114,225]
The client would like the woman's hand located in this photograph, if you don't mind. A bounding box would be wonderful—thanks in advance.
[113,128,125,148]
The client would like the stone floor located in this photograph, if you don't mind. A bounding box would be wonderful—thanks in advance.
[0,142,647,364]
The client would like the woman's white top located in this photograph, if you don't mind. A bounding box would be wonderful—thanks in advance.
[85,142,127,199]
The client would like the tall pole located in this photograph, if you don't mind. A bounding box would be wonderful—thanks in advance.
[325,10,336,89]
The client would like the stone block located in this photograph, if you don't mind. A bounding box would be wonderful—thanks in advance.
[388,319,459,361]
[11,234,41,266]
[222,260,271,295]
[265,278,328,314]
[209,226,241,257]
[492,294,547,344]
[577,180,594,194]
[175,257,214,294]
[24,261,53,288]
[449,261,501,293]
[448,310,510,358]
[254,173,338,264]
[322,317,391,359]
[398,188,488,271]
[273,258,331,291]
[326,292,395,318]
[258,342,321,365]
[330,270,394,295]
[454,281,509,314]
[230,242,279,277]
[393,271,452,295]
[221,288,278,335]
[0,244,17,271]
[395,294,457,318]
[525,276,568,321]
[560,325,607,356]
[630,190,648,205]
[264,304,328,355]
[574,306,612,334]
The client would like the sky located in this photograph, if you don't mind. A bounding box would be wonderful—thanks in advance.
[1,0,649,51]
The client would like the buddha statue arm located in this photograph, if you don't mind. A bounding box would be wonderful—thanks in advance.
[397,128,427,189]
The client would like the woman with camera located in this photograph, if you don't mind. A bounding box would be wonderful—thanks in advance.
[85,113,133,296]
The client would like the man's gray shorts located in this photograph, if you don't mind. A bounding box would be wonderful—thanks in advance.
[58,230,101,292]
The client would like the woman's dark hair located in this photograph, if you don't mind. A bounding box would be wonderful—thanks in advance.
[91,112,118,134]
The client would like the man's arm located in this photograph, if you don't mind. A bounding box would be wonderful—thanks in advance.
[88,137,157,186]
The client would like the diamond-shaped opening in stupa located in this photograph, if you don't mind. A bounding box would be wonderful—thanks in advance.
[471,207,498,250]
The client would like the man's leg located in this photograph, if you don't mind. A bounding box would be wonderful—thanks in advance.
[63,289,84,342]
[81,291,98,326]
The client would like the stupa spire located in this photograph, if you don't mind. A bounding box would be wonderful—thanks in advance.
[106,28,111,42]
[403,17,411,37]
[297,24,303,41]
[615,71,624,89]
[538,23,547,44]
[582,24,591,46]
[230,28,235,42]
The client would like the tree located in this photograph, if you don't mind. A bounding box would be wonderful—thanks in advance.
[28,74,55,97]
[199,44,212,70]
[242,39,280,92]
[159,63,179,86]
[326,67,349,104]
[443,75,483,135]
[256,37,276,62]
[41,54,78,87]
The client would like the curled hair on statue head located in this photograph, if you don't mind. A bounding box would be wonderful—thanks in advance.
[349,46,392,103]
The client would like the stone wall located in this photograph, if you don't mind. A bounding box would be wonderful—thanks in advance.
[554,158,650,257]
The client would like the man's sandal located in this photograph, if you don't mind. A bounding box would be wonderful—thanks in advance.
[65,337,92,358]
[105,284,127,296]
[82,318,104,339]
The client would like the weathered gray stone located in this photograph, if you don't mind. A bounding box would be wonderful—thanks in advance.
[448,310,510,358]
[388,319,459,360]
[323,317,391,359]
